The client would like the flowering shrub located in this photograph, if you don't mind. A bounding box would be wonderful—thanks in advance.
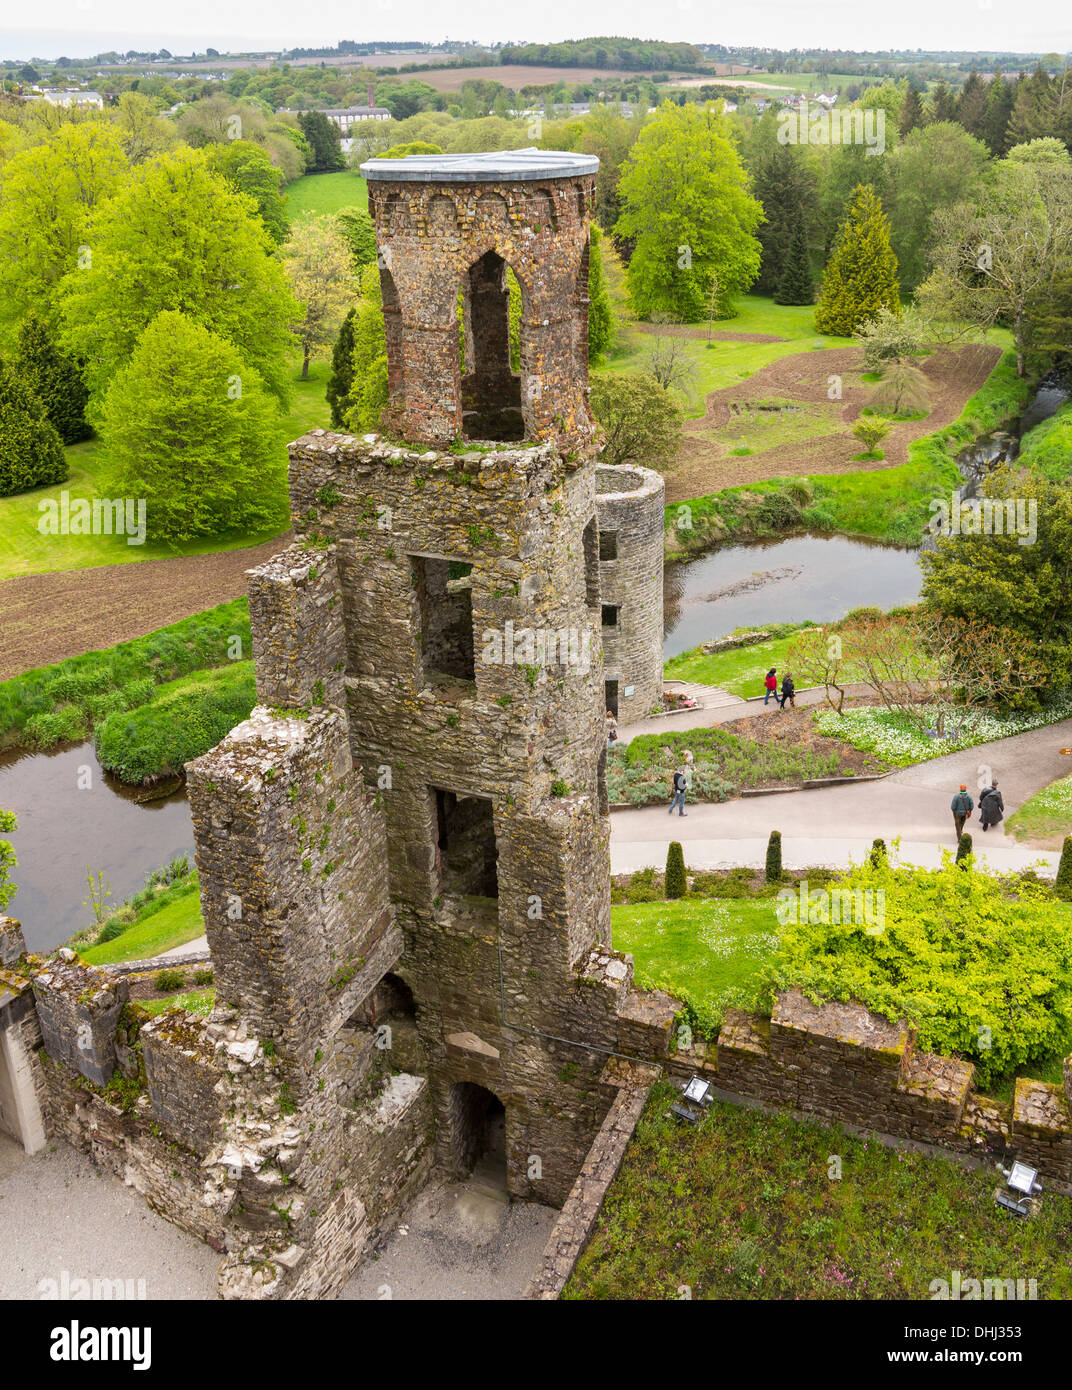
[813,694,1072,767]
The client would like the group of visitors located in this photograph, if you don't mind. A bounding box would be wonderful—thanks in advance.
[764,668,795,709]
[950,781,1005,841]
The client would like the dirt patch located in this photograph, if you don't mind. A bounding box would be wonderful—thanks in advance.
[718,702,891,781]
[662,342,1002,504]
[0,535,290,681]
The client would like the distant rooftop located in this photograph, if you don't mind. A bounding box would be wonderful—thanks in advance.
[360,148,599,184]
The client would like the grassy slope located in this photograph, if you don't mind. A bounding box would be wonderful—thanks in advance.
[0,358,331,581]
[285,171,369,215]
[80,880,205,964]
[141,988,215,1017]
[1016,400,1072,480]
[0,597,252,749]
[566,1083,1072,1300]
[611,898,778,1034]
[664,625,815,695]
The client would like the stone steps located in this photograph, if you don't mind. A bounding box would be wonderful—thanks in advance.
[660,679,744,711]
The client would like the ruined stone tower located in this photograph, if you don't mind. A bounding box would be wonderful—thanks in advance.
[180,148,675,1293]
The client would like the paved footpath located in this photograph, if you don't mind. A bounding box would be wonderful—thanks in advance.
[610,712,1072,878]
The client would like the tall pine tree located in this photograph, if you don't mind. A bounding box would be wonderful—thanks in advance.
[981,71,1015,155]
[774,217,814,305]
[899,86,923,137]
[13,312,91,444]
[751,142,819,295]
[815,184,900,337]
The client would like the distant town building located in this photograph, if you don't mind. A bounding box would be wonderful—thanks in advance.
[31,88,104,109]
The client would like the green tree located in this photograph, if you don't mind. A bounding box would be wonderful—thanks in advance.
[297,110,345,171]
[343,262,389,433]
[588,371,683,468]
[576,104,645,233]
[665,841,686,899]
[110,91,176,164]
[898,86,923,138]
[920,465,1072,689]
[97,311,287,543]
[0,358,68,497]
[773,217,814,305]
[750,141,819,296]
[615,101,762,321]
[283,215,354,379]
[765,829,782,883]
[326,308,356,428]
[58,147,298,412]
[335,205,378,271]
[1056,836,1072,901]
[852,414,892,457]
[980,70,1015,156]
[814,184,900,337]
[888,123,989,293]
[12,312,90,443]
[205,140,290,243]
[0,809,17,913]
[919,155,1072,376]
[0,122,129,336]
[587,225,614,360]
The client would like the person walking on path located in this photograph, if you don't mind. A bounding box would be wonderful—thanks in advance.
[605,710,618,746]
[979,780,1005,832]
[764,668,778,705]
[668,764,689,817]
[779,672,796,709]
[951,784,974,841]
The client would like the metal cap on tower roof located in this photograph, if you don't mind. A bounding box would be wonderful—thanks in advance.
[360,147,599,183]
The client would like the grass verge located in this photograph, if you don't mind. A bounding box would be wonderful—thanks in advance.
[1006,773,1072,848]
[77,867,205,964]
[664,623,816,696]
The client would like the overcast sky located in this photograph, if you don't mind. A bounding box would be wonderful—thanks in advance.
[1,0,1069,61]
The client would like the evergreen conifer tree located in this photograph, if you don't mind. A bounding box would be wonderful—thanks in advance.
[774,217,814,305]
[13,311,90,444]
[326,308,357,428]
[814,184,900,336]
[0,358,67,497]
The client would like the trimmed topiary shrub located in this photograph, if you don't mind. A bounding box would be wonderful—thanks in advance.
[956,832,973,865]
[765,830,783,883]
[870,838,887,868]
[665,841,687,899]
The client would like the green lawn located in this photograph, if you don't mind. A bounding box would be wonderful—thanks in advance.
[1007,772,1072,848]
[566,1083,1072,1300]
[664,625,816,697]
[0,357,332,580]
[285,171,369,216]
[80,879,205,964]
[611,897,779,1034]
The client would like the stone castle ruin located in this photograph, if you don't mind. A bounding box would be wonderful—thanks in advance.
[4,149,1071,1301]
[0,150,677,1299]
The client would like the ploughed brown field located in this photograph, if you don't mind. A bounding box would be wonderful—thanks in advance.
[0,535,288,682]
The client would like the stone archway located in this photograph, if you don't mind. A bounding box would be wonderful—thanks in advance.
[449,1080,507,1194]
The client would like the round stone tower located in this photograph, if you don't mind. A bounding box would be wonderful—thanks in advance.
[360,148,599,450]
[595,463,665,725]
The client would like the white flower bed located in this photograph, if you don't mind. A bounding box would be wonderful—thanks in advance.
[814,695,1072,766]
[1020,773,1072,816]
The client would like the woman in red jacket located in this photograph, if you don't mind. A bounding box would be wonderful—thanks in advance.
[764,668,778,705]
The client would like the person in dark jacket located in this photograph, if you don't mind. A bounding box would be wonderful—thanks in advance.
[764,668,778,705]
[979,780,1005,831]
[951,784,974,840]
[668,765,688,817]
[779,672,796,709]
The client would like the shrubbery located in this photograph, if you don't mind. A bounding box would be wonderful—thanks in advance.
[0,358,68,497]
[766,857,1072,1086]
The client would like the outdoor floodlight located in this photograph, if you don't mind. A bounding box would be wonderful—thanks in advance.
[994,1160,1042,1217]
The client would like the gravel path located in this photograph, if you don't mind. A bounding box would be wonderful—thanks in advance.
[0,1133,218,1300]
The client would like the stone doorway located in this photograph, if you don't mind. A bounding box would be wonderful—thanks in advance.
[449,1081,508,1199]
